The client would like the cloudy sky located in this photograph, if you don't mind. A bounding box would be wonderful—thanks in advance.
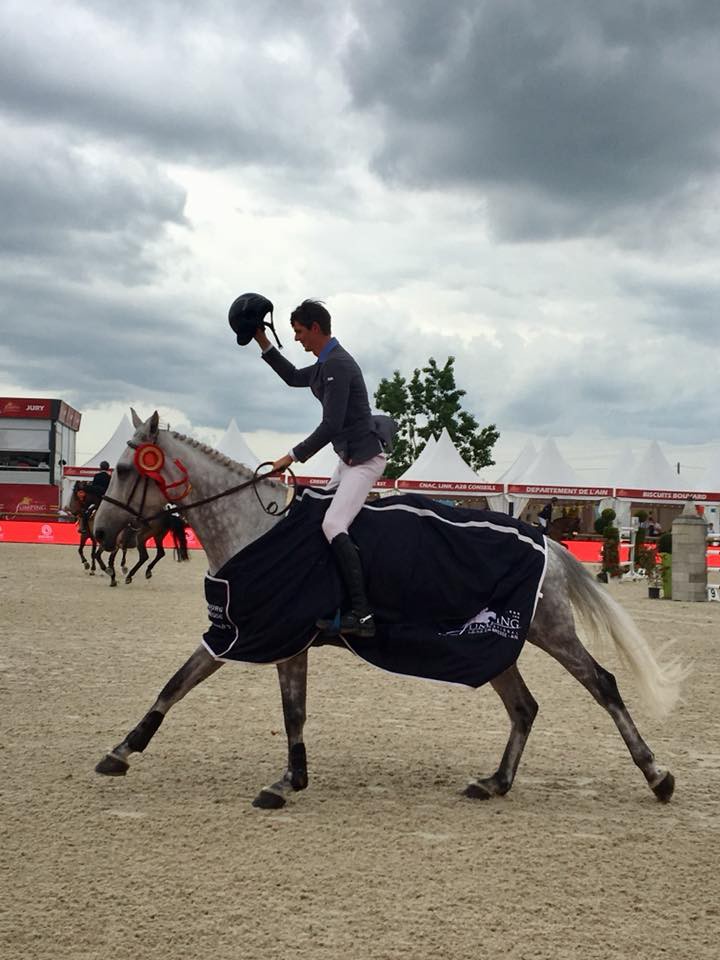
[1,0,719,481]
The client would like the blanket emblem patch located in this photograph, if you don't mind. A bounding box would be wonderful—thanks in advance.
[441,607,521,642]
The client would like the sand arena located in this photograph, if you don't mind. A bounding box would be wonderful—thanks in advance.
[1,543,718,959]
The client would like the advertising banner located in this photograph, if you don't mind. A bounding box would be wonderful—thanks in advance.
[0,520,204,549]
[0,484,59,516]
[0,398,53,418]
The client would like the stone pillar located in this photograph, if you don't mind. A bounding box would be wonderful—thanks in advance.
[671,501,707,601]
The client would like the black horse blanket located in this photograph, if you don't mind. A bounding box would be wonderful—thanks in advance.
[202,489,547,688]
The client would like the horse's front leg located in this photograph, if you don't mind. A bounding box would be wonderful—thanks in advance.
[125,541,149,584]
[144,537,165,579]
[95,645,223,776]
[253,650,309,809]
[465,663,538,800]
[78,535,90,570]
[106,547,118,587]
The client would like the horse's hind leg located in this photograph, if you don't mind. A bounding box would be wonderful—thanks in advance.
[465,664,538,800]
[529,622,674,802]
[253,651,309,810]
[95,645,223,776]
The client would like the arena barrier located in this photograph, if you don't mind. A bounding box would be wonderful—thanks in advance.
[2,522,720,568]
[0,520,204,549]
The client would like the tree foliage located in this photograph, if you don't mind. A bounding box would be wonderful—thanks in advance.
[374,357,499,479]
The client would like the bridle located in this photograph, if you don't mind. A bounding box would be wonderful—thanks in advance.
[100,439,297,530]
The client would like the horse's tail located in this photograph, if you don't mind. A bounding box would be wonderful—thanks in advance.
[168,515,189,561]
[547,540,688,718]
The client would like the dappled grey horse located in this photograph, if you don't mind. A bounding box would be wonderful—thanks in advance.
[93,410,685,809]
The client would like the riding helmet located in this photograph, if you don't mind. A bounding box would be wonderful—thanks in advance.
[228,292,275,346]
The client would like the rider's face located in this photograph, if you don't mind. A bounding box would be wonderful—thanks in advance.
[292,320,324,355]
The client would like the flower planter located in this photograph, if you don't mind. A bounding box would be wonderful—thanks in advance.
[648,586,661,600]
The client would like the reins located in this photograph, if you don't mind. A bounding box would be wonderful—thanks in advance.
[100,451,297,529]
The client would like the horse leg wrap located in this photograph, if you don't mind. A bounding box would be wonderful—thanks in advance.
[127,710,164,752]
[289,742,308,790]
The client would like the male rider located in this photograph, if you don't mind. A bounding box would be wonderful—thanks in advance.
[253,299,388,638]
[89,460,112,498]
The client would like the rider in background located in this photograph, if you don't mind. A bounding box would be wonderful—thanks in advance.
[89,460,112,499]
[253,299,390,638]
[538,497,558,533]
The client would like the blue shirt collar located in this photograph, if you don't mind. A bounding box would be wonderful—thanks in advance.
[317,337,339,363]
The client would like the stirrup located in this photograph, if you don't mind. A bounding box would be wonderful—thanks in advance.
[337,611,376,638]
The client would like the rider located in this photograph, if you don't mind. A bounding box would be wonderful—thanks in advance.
[88,461,112,498]
[538,497,558,533]
[251,299,391,638]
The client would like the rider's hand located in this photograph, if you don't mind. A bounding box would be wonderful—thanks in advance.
[253,327,272,351]
[270,454,293,473]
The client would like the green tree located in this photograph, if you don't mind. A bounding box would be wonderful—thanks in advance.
[374,357,499,478]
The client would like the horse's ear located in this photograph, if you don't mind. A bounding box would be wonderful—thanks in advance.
[149,411,160,438]
[131,408,143,429]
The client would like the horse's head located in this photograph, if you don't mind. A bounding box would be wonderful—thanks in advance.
[94,409,172,549]
[67,481,90,517]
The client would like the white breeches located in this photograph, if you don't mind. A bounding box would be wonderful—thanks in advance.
[321,453,387,543]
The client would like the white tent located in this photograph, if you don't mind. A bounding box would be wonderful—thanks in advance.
[506,437,613,519]
[82,414,133,467]
[615,440,697,504]
[216,418,261,468]
[396,428,502,498]
[487,440,538,513]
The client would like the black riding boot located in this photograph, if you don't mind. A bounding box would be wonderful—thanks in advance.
[317,533,376,638]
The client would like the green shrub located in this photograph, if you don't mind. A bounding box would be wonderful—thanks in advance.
[658,532,672,554]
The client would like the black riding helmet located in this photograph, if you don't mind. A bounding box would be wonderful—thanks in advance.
[228,292,282,348]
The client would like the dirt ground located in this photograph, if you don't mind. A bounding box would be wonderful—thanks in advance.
[1,543,719,960]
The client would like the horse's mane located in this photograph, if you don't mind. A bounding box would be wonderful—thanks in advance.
[168,429,278,486]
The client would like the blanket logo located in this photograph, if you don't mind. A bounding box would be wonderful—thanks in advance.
[441,607,521,642]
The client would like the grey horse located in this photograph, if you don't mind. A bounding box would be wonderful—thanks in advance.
[92,410,685,809]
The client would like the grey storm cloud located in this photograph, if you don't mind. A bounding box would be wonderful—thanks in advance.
[342,0,720,239]
[0,0,347,171]
[0,124,186,281]
[0,270,317,435]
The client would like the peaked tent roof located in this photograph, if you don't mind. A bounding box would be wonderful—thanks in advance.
[604,445,636,488]
[216,418,261,468]
[496,440,537,483]
[82,414,133,468]
[396,435,437,480]
[696,448,720,494]
[615,440,709,503]
[506,437,612,499]
[625,440,681,490]
[397,428,502,494]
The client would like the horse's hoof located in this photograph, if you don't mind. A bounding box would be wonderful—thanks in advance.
[125,576,132,585]
[652,771,675,803]
[95,753,129,776]
[252,789,286,809]
[82,562,90,570]
[145,571,152,580]
[463,781,493,800]
[89,571,95,576]
[109,581,118,588]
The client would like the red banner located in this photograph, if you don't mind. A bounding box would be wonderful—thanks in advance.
[615,488,720,502]
[0,397,52,418]
[0,484,59,516]
[507,484,612,498]
[0,520,205,548]
[396,480,503,493]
